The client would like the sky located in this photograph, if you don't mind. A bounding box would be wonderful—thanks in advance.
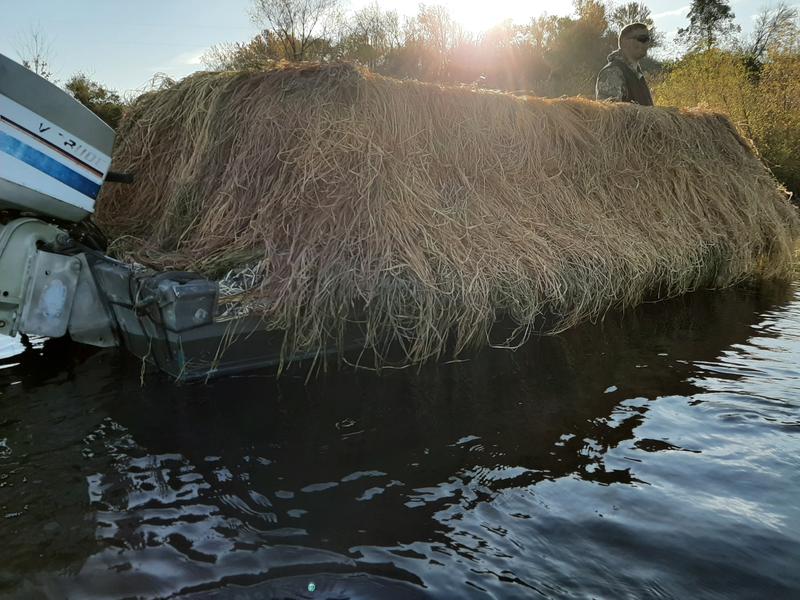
[0,0,783,96]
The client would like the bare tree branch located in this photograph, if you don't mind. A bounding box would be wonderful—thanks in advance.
[251,0,341,61]
[16,26,54,80]
[748,2,798,61]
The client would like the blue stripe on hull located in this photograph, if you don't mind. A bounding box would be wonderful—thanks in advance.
[0,130,100,199]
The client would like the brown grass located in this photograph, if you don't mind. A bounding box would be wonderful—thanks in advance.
[96,62,800,366]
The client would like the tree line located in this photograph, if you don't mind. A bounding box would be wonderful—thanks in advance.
[16,0,800,193]
[203,0,661,97]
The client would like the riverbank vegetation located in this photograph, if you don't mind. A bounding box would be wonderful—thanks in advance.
[655,48,800,196]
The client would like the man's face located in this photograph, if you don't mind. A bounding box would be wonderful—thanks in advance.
[621,29,651,61]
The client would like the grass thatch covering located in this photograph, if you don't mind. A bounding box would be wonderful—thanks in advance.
[97,63,800,365]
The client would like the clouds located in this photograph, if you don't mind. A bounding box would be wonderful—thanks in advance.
[159,48,205,70]
[652,6,689,20]
[149,47,207,81]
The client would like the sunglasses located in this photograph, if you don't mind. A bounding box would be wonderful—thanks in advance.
[630,35,651,43]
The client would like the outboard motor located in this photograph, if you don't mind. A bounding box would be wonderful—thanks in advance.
[0,52,115,341]
[0,53,288,381]
[0,53,113,220]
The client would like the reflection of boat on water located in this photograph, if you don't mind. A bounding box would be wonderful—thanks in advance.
[2,282,798,598]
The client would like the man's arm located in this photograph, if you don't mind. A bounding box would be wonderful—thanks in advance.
[596,66,626,102]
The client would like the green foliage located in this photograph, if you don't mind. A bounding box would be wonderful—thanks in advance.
[202,32,284,69]
[547,0,616,96]
[64,74,125,129]
[655,49,800,195]
[677,0,740,50]
[754,53,800,194]
[654,50,751,122]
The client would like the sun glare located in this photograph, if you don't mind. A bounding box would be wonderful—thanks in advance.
[450,1,525,32]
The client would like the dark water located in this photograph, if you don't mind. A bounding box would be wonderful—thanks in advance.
[1,283,799,599]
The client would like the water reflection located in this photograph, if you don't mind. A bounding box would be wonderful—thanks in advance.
[1,283,799,599]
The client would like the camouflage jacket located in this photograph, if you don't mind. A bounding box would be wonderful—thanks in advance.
[596,49,650,103]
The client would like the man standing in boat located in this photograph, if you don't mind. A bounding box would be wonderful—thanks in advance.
[596,23,654,106]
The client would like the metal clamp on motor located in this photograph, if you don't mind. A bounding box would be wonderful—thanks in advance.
[135,272,218,332]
